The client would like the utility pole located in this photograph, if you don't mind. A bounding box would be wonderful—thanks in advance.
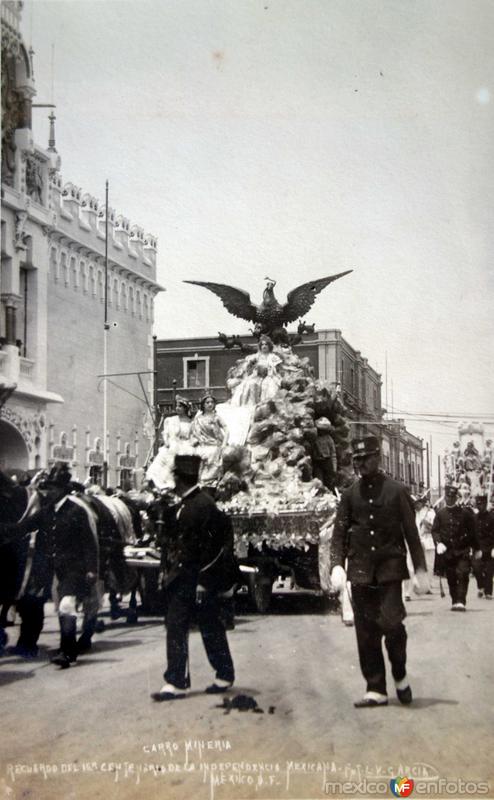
[426,441,430,490]
[152,335,160,456]
[103,180,110,488]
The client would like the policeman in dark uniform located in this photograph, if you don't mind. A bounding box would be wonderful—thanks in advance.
[330,436,429,708]
[151,454,237,701]
[432,483,480,611]
[471,493,494,600]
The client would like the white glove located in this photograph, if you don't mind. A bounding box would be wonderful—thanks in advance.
[491,548,494,558]
[330,566,347,593]
[413,568,431,596]
[436,543,447,555]
[474,550,482,560]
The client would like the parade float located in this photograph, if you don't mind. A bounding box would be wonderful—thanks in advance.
[161,272,355,611]
[442,422,494,507]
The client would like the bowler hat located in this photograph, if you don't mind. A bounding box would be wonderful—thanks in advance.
[351,435,380,458]
[40,462,72,489]
[173,454,201,479]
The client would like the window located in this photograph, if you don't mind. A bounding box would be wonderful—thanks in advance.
[183,356,209,388]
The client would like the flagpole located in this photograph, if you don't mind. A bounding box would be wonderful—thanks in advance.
[103,180,109,487]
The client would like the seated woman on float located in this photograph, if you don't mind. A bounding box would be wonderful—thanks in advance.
[229,335,282,407]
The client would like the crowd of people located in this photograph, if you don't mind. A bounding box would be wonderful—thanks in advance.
[0,431,492,709]
[1,335,493,706]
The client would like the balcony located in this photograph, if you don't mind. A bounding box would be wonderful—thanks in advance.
[19,357,35,381]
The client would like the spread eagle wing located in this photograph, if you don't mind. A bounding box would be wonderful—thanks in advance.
[281,270,353,324]
[183,280,258,323]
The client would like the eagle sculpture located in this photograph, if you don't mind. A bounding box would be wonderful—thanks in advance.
[184,271,352,343]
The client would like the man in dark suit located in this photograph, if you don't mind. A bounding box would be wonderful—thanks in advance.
[39,464,99,668]
[330,436,429,708]
[151,454,236,701]
[472,493,494,600]
[432,484,481,610]
[1,463,99,667]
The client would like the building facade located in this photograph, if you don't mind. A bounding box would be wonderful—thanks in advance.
[0,2,163,485]
[154,329,424,492]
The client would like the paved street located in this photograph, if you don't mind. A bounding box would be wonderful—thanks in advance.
[1,577,493,800]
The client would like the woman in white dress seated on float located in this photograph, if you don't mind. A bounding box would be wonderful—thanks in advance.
[229,335,282,407]
[146,396,194,490]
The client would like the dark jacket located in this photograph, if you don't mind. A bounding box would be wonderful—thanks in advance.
[1,495,98,600]
[51,497,99,596]
[474,510,494,556]
[432,505,479,561]
[159,487,239,591]
[330,471,426,585]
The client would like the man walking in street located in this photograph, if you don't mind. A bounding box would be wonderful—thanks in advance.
[39,464,100,667]
[472,493,494,600]
[432,483,481,611]
[1,463,100,667]
[151,454,237,701]
[330,436,429,708]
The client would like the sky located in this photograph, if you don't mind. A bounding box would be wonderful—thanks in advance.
[22,0,494,480]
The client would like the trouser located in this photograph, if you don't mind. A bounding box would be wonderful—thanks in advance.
[79,580,104,647]
[472,556,494,596]
[59,613,78,659]
[444,558,470,605]
[164,577,235,690]
[313,460,335,490]
[351,581,407,696]
[16,595,45,650]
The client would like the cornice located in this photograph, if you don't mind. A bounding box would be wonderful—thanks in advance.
[48,227,164,293]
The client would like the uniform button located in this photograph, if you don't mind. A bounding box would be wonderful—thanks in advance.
[370,531,375,535]
[371,546,376,551]
[370,514,374,519]
[369,499,373,504]
[369,484,373,488]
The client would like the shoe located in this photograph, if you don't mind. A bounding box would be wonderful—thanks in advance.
[396,686,413,705]
[50,653,76,669]
[205,681,233,694]
[456,603,466,612]
[354,692,388,708]
[451,604,460,611]
[478,590,484,598]
[151,683,188,702]
[404,595,411,602]
[485,595,493,600]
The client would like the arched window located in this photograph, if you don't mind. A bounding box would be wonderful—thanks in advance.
[61,251,68,286]
[50,247,59,281]
[97,269,104,302]
[70,256,78,289]
[121,282,128,311]
[89,264,96,297]
[80,261,88,294]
